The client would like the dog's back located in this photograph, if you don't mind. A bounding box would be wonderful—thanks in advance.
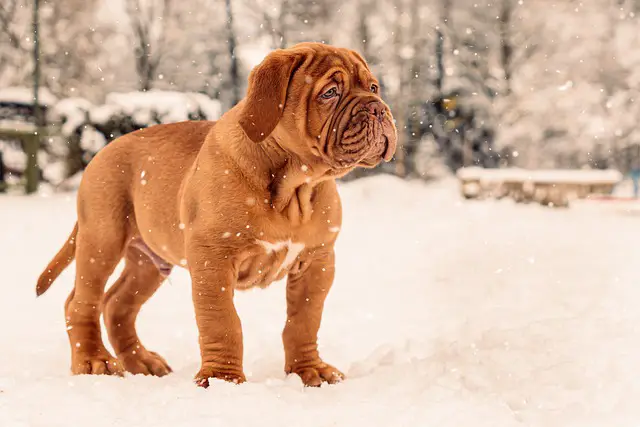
[38,120,216,295]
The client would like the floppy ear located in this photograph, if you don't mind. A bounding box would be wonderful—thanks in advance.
[348,49,372,72]
[238,51,305,142]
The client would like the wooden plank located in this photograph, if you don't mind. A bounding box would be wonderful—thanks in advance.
[0,124,57,194]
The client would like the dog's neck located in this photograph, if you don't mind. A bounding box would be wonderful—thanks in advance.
[210,107,351,224]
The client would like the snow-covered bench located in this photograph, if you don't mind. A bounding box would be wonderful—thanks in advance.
[0,123,60,193]
[0,87,59,193]
[456,167,623,207]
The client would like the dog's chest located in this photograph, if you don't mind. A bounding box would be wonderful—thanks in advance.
[232,182,340,290]
[235,238,306,289]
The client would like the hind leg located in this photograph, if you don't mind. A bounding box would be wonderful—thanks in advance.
[65,228,126,376]
[103,242,172,376]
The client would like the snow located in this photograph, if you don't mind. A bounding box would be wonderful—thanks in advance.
[189,93,222,122]
[0,120,37,132]
[103,91,222,125]
[1,176,640,426]
[530,169,623,185]
[31,92,223,187]
[0,87,58,107]
[0,140,26,171]
[83,91,221,128]
[89,104,120,126]
[55,171,84,192]
[236,41,272,71]
[457,167,623,185]
[42,161,69,186]
[52,98,92,137]
[257,239,306,276]
[79,126,108,154]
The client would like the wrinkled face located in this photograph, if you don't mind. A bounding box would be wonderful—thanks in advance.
[238,43,397,170]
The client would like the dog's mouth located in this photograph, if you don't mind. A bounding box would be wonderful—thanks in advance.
[325,103,397,169]
[383,136,395,161]
[357,136,393,168]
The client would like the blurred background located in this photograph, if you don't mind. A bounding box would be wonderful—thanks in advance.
[2,0,640,195]
[4,2,640,425]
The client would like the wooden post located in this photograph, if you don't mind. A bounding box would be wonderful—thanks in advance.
[0,151,5,193]
[392,1,407,178]
[435,0,451,95]
[26,0,41,194]
[225,0,240,107]
[24,133,40,194]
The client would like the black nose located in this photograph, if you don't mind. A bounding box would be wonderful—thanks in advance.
[366,101,386,122]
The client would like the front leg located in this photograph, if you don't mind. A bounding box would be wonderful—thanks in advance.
[188,245,245,387]
[283,248,344,387]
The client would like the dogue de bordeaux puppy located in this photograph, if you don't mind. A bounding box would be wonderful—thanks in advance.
[36,42,397,387]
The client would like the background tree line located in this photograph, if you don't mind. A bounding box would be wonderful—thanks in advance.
[3,0,640,178]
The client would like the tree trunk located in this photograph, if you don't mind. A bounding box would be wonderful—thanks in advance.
[225,0,240,106]
[358,0,371,60]
[137,52,154,91]
[0,151,5,193]
[27,0,41,194]
[403,0,424,177]
[392,1,407,177]
[499,0,513,95]
[278,0,289,48]
[435,0,451,95]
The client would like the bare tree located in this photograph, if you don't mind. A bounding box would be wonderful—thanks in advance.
[277,0,290,48]
[498,0,513,95]
[390,1,409,177]
[0,0,24,50]
[435,0,451,95]
[253,0,337,50]
[256,0,289,49]
[0,0,111,99]
[383,0,436,176]
[225,0,241,106]
[125,0,171,91]
[42,0,110,97]
[357,0,370,58]
[123,0,229,99]
[0,0,35,88]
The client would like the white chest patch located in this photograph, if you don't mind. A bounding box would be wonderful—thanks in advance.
[257,239,305,275]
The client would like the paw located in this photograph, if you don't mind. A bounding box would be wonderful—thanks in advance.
[287,362,345,387]
[194,365,246,388]
[71,352,124,376]
[118,348,172,377]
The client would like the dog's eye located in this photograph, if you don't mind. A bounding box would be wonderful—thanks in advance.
[321,87,338,99]
[370,84,379,94]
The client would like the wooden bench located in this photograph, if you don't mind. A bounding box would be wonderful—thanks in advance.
[0,121,55,194]
[456,167,623,207]
[0,88,57,194]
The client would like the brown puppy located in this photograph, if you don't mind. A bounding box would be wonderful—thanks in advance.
[36,42,397,387]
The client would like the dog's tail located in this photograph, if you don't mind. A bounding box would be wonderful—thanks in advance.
[36,222,78,296]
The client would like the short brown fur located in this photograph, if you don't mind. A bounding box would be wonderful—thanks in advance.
[37,43,397,387]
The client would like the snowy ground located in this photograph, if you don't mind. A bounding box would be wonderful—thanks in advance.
[1,176,640,427]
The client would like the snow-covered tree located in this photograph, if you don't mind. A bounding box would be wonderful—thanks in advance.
[0,0,112,100]
[5,0,640,183]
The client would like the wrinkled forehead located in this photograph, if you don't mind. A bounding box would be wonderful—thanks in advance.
[294,46,376,87]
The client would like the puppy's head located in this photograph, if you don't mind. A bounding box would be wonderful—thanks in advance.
[239,42,397,170]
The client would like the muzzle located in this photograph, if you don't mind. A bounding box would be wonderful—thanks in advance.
[325,97,397,168]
